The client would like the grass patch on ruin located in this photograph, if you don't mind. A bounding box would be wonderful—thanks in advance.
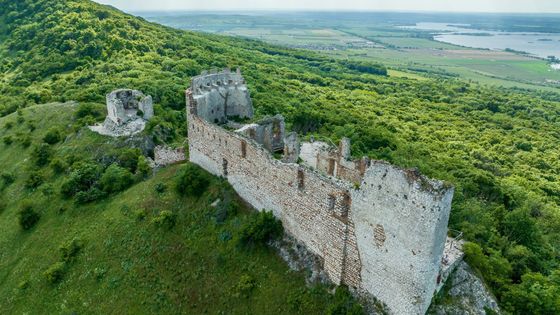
[0,103,351,314]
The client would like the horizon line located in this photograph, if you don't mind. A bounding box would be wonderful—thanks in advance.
[127,8,560,15]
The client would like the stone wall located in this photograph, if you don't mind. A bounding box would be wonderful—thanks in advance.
[351,164,454,314]
[187,69,253,123]
[153,145,186,166]
[188,114,358,285]
[106,89,153,125]
[188,112,453,314]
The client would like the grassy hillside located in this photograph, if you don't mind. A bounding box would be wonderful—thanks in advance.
[0,0,560,313]
[0,103,362,314]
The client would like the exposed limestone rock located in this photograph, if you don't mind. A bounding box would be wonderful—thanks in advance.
[89,89,153,137]
[432,261,501,315]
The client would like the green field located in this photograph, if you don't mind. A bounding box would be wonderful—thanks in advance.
[145,13,560,91]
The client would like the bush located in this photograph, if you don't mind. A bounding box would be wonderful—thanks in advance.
[18,202,40,230]
[154,182,166,194]
[60,162,102,197]
[136,155,151,177]
[31,143,52,167]
[19,135,31,147]
[231,274,256,298]
[3,135,13,145]
[238,210,283,246]
[59,238,82,262]
[151,210,176,229]
[50,158,68,174]
[214,197,240,224]
[43,127,62,144]
[75,103,100,119]
[24,170,44,189]
[175,164,210,197]
[44,261,66,284]
[117,148,142,173]
[1,172,16,185]
[99,164,134,193]
[75,187,106,204]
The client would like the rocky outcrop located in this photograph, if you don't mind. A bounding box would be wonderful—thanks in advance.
[432,261,501,315]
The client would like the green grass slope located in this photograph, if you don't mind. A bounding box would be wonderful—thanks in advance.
[0,103,359,314]
[0,0,559,313]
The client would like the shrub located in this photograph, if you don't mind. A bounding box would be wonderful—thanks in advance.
[134,209,147,221]
[151,210,176,229]
[214,198,240,224]
[154,182,166,194]
[43,127,62,144]
[117,148,142,173]
[4,121,14,129]
[2,135,13,145]
[18,202,40,230]
[24,170,44,189]
[75,187,106,204]
[175,164,210,197]
[31,143,52,167]
[238,210,283,246]
[60,162,102,197]
[50,158,68,174]
[1,172,16,185]
[59,238,82,262]
[44,261,66,284]
[231,274,256,298]
[19,135,31,147]
[75,103,100,119]
[136,155,151,177]
[99,164,134,193]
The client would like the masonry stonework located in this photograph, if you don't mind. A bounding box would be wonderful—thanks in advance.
[186,70,457,314]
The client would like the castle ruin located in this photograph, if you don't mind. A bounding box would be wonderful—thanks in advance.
[186,69,462,314]
[90,89,154,137]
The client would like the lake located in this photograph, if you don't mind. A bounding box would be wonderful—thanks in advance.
[403,22,560,60]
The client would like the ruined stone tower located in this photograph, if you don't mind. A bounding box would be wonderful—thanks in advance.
[187,69,458,314]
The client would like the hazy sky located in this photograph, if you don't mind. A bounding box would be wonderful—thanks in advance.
[95,0,560,13]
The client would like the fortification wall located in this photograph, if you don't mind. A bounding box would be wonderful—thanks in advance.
[351,165,454,314]
[188,114,362,285]
[186,70,454,315]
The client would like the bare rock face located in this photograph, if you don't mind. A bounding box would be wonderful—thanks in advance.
[90,89,154,137]
[432,261,501,315]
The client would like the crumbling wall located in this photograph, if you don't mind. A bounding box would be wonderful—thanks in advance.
[188,114,361,286]
[154,145,186,166]
[186,69,455,315]
[188,69,253,123]
[106,89,153,125]
[350,163,454,314]
[299,139,366,184]
[235,115,285,152]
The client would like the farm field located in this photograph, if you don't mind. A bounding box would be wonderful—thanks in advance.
[141,12,560,91]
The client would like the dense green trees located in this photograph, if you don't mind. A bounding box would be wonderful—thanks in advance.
[0,0,559,312]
